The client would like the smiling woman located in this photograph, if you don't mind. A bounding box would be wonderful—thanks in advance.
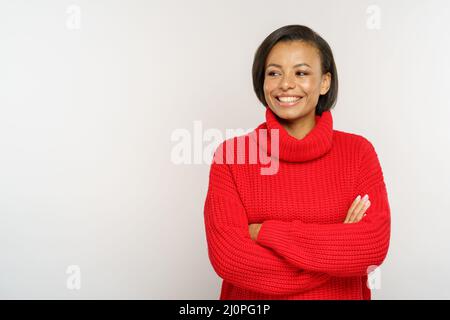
[203,25,391,300]
[253,25,338,140]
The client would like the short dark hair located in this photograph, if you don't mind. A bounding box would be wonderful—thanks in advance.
[252,25,338,115]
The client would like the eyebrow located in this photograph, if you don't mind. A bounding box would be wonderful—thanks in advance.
[266,63,311,69]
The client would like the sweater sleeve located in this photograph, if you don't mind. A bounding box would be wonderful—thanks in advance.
[255,138,391,277]
[203,143,331,296]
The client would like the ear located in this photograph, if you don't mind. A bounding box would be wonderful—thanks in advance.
[320,72,332,95]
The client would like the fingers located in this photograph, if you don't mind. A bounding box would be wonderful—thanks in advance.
[355,199,370,222]
[349,194,369,223]
[344,194,370,224]
[344,195,361,223]
[248,223,262,240]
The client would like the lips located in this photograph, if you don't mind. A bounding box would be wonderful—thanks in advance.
[276,96,303,102]
[273,94,304,107]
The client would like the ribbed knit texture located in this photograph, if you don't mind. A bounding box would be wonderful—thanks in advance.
[203,107,391,300]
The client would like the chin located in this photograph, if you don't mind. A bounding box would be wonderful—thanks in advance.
[269,104,309,121]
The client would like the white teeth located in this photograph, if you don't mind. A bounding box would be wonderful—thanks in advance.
[277,96,301,102]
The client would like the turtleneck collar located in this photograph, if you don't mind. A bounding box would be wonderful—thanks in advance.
[253,107,334,162]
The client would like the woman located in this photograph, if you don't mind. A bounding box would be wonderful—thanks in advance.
[203,25,391,300]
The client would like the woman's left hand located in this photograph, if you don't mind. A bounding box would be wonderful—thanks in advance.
[248,223,262,241]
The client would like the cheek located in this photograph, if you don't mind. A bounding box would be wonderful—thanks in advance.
[299,78,321,94]
[263,80,276,95]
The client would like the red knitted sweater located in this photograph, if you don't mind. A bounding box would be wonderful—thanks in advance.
[203,107,391,300]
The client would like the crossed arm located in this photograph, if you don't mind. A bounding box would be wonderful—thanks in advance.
[248,193,371,240]
[246,141,391,278]
[204,139,391,294]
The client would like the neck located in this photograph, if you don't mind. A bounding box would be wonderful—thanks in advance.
[278,112,316,140]
[254,107,334,162]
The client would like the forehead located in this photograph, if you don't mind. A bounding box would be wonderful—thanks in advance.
[265,41,320,67]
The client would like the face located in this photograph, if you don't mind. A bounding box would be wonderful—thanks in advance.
[263,40,331,122]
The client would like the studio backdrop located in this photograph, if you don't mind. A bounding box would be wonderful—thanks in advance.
[1,0,449,299]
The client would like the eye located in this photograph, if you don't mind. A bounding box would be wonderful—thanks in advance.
[267,71,280,77]
[296,71,308,76]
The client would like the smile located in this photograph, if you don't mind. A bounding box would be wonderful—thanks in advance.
[276,96,302,102]
[275,95,304,107]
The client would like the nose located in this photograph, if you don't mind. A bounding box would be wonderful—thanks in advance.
[279,72,296,90]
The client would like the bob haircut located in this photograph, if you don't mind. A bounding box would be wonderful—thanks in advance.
[252,25,338,115]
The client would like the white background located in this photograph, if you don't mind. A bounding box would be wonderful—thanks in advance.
[1,0,449,299]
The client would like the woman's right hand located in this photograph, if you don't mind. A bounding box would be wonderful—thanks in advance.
[344,194,371,224]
